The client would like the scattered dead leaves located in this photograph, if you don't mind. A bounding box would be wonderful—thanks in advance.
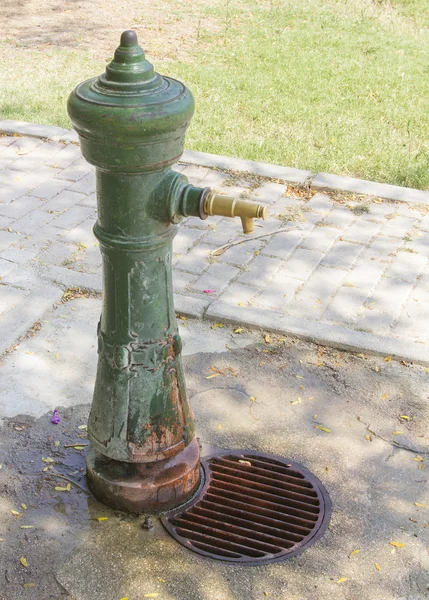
[61,287,99,303]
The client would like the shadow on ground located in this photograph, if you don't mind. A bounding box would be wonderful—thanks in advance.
[0,297,428,599]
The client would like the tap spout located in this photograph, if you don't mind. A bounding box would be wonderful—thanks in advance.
[202,190,268,234]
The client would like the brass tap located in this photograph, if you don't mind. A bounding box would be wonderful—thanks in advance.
[202,191,268,234]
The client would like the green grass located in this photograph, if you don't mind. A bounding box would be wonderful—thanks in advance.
[2,0,429,188]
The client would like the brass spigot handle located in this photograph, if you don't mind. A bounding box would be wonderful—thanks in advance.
[202,191,268,234]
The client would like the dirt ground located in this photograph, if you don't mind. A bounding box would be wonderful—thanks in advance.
[0,0,221,62]
[0,298,428,600]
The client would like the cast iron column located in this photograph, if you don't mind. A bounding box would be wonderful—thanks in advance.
[67,30,267,512]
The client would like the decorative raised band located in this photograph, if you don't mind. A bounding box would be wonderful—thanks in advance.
[98,333,182,372]
[93,221,176,251]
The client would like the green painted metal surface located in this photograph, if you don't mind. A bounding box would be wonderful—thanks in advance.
[68,31,203,464]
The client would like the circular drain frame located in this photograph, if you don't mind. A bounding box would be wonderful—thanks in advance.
[161,450,331,565]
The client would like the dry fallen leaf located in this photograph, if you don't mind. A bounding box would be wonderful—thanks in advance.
[381,393,388,401]
[11,510,20,516]
[414,503,426,509]
[158,577,166,583]
[97,517,108,522]
[78,425,87,430]
[55,486,69,492]
[23,584,36,588]
[210,367,226,375]
[211,323,225,329]
[291,397,301,405]
[400,415,410,420]
[143,594,160,598]
[41,457,54,463]
[375,563,381,571]
[389,541,405,548]
[224,366,238,376]
[205,373,220,379]
[349,549,360,557]
[264,334,271,344]
[217,424,222,430]
[315,425,331,433]
[20,557,28,567]
[250,396,256,403]
[21,504,27,510]
[336,577,348,584]
[384,356,392,362]
[392,431,403,435]
[234,328,243,334]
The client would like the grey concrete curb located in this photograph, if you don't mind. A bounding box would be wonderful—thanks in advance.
[34,264,429,365]
[204,300,429,366]
[174,294,209,319]
[0,284,63,355]
[1,120,429,204]
[181,149,312,184]
[39,265,102,293]
[311,172,429,205]
[37,263,211,319]
[0,120,79,144]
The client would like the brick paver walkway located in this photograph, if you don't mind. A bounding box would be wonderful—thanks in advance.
[1,133,429,362]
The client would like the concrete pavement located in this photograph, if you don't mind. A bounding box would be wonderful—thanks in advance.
[0,298,428,600]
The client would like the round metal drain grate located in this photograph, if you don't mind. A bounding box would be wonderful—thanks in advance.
[161,451,331,565]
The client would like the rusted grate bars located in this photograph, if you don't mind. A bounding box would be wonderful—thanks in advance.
[161,451,331,565]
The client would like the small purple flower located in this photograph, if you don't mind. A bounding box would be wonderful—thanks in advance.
[51,409,60,425]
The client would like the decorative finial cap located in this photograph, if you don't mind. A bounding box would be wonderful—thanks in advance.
[120,30,138,46]
[96,30,159,91]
